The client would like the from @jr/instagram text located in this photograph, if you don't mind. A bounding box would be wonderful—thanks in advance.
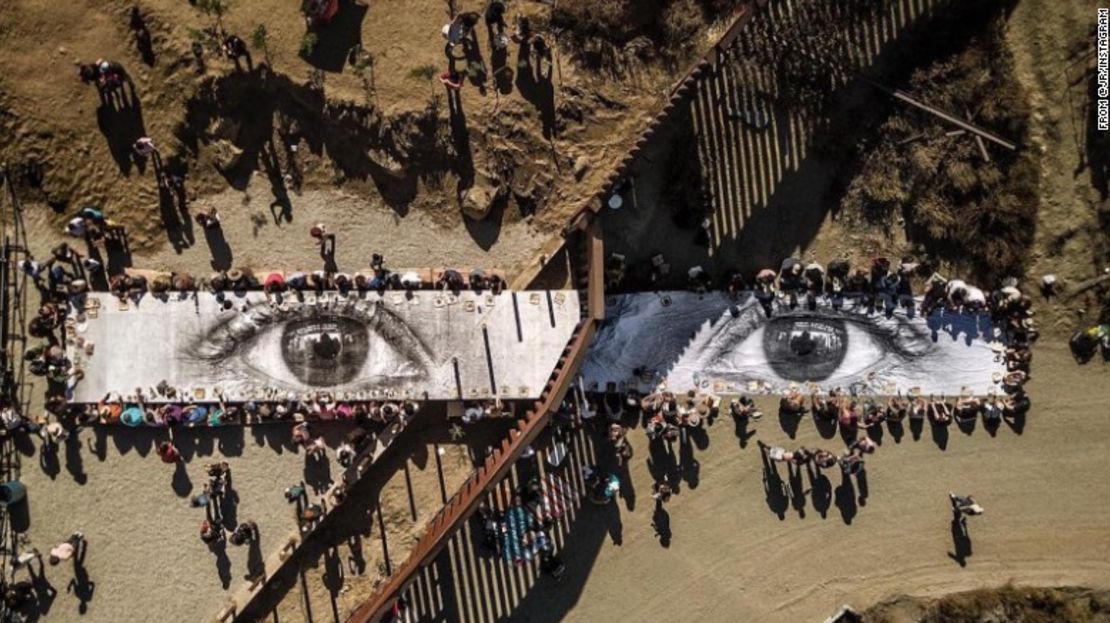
[1098,8,1109,130]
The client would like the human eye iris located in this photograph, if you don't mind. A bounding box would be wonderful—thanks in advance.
[279,316,368,385]
[710,312,919,385]
[190,300,431,392]
[761,317,849,381]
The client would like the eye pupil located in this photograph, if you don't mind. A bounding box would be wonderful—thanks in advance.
[790,331,817,356]
[312,333,342,360]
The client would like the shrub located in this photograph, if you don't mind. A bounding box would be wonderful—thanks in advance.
[299,32,318,57]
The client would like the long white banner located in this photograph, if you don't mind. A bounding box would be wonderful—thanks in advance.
[580,292,1007,396]
[66,290,581,403]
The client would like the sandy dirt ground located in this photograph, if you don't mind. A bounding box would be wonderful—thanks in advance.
[504,342,1110,623]
[15,421,348,622]
[0,0,733,281]
[16,177,554,278]
[13,407,495,623]
[271,437,478,623]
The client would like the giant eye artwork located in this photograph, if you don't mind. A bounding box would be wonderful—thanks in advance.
[580,292,1005,395]
[183,298,434,391]
[66,290,582,402]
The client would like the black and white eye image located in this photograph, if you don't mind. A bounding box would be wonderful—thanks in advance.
[582,293,1003,395]
[184,298,433,390]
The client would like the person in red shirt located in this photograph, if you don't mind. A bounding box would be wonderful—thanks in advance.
[157,441,180,463]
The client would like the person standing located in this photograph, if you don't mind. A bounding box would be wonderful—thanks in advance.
[199,520,224,544]
[157,440,181,463]
[228,521,259,546]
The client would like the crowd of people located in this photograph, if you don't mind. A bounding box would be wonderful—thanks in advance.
[104,260,506,305]
[3,532,91,613]
[80,392,422,431]
[614,252,1040,328]
[76,59,130,106]
[439,3,553,92]
[475,471,572,578]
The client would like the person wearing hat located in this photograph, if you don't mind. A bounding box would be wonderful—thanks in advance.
[262,272,286,294]
[285,272,307,290]
[207,272,228,292]
[438,269,464,293]
[200,520,224,545]
[229,521,259,546]
[226,268,245,289]
[728,395,763,419]
[812,449,838,470]
[949,493,984,517]
[151,275,172,293]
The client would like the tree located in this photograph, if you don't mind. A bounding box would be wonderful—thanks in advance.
[197,0,230,31]
[352,49,376,103]
[299,32,319,58]
[251,24,271,66]
[408,64,439,96]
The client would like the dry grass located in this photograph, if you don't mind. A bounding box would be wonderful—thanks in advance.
[549,0,740,68]
[839,18,1039,283]
[864,585,1110,623]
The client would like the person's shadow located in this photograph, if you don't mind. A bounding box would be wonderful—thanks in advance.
[171,461,192,497]
[777,408,802,439]
[834,472,858,524]
[39,437,61,479]
[787,463,807,518]
[304,452,333,494]
[219,487,240,530]
[618,463,636,512]
[806,464,832,519]
[64,435,88,485]
[948,515,973,567]
[678,436,700,490]
[203,225,234,271]
[651,501,671,548]
[68,541,96,614]
[930,421,950,451]
[733,416,757,448]
[856,468,869,507]
[346,534,366,576]
[887,419,905,443]
[910,417,925,441]
[603,495,623,546]
[29,560,58,616]
[211,541,233,589]
[322,546,344,602]
[759,450,789,520]
[246,533,265,581]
